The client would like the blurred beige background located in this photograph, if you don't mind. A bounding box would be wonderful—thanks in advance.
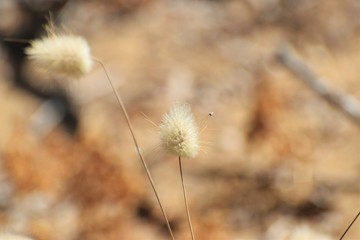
[0,0,359,239]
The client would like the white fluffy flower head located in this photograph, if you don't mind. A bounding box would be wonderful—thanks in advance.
[159,103,199,158]
[25,32,92,79]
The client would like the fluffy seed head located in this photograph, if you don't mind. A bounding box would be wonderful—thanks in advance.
[25,33,92,79]
[159,103,199,158]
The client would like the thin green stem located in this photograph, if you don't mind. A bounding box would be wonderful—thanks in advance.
[178,156,195,240]
[94,58,175,240]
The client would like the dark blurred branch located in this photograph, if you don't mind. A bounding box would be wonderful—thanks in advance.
[276,46,360,127]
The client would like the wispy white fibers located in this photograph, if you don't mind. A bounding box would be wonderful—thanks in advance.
[159,103,199,158]
[26,33,92,79]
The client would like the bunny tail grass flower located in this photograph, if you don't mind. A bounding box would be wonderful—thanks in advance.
[25,33,92,79]
[159,103,199,158]
[160,103,199,240]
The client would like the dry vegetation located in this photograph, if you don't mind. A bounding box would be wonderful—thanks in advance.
[0,0,359,239]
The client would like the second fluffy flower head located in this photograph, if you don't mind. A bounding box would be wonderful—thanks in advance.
[159,103,199,158]
[25,30,92,79]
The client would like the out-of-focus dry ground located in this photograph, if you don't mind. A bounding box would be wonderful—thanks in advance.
[0,0,359,239]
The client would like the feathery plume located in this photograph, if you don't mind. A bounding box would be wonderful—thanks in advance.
[25,31,92,79]
[159,103,199,158]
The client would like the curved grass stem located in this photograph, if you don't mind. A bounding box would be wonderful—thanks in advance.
[339,211,360,240]
[178,156,195,240]
[94,58,175,240]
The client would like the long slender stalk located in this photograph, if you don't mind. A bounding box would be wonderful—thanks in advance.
[94,59,175,240]
[339,211,360,240]
[178,156,195,240]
